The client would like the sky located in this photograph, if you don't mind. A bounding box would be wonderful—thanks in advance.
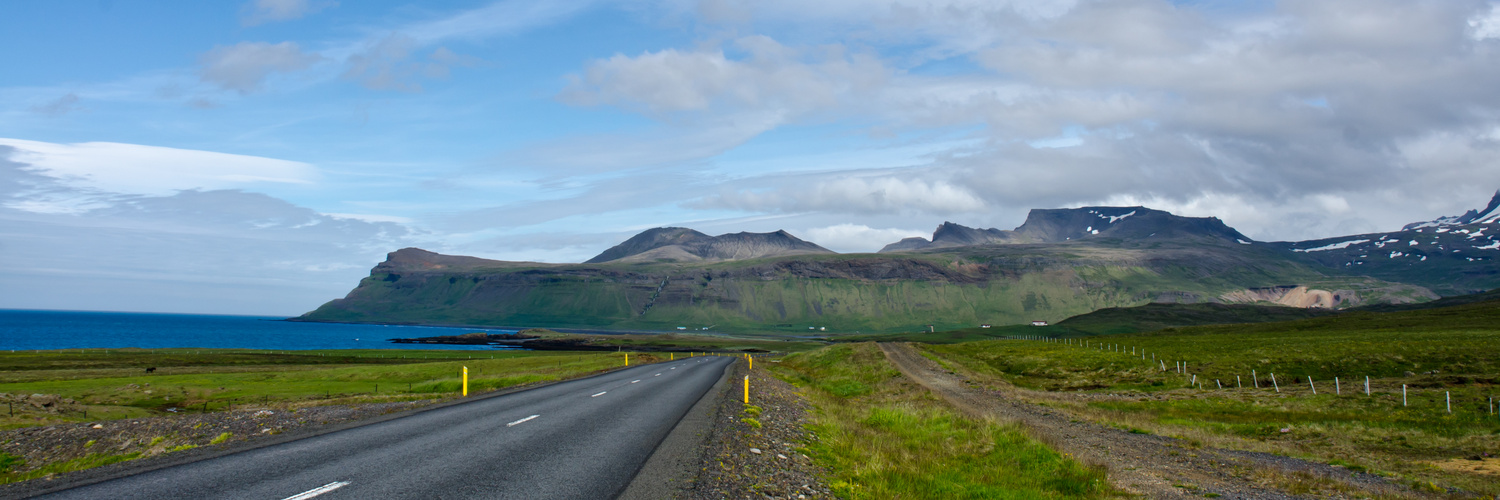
[4,0,1500,316]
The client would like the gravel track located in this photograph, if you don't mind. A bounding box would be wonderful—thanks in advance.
[879,342,1420,500]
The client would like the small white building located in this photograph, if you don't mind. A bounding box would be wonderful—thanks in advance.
[980,324,992,329]
[676,326,687,330]
[1030,320,1049,327]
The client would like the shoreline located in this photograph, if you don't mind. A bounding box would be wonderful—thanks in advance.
[282,317,681,337]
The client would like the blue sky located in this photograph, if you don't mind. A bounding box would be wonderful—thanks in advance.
[5,0,1500,315]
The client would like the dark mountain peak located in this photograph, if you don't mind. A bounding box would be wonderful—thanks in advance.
[880,205,1254,251]
[1403,190,1500,230]
[879,236,932,253]
[877,221,1026,253]
[931,221,1023,247]
[375,247,509,273]
[1014,206,1250,243]
[584,227,712,263]
[587,227,833,263]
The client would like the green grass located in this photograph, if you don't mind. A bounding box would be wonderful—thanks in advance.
[921,298,1500,495]
[0,348,663,429]
[769,344,1116,499]
[0,453,140,485]
[516,329,827,353]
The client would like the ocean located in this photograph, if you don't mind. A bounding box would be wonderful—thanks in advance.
[0,310,518,351]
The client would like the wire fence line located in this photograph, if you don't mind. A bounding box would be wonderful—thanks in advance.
[1011,335,1499,419]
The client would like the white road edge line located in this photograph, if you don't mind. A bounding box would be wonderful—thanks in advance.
[591,391,607,397]
[507,415,540,427]
[283,481,350,500]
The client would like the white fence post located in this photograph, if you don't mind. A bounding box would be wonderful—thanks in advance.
[1309,378,1316,395]
[1403,385,1407,407]
[1335,377,1340,395]
[1365,376,1370,396]
[1271,373,1279,393]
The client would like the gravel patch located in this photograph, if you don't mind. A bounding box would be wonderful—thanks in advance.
[685,362,831,500]
[0,397,440,488]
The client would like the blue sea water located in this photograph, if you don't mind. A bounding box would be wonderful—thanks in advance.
[0,310,517,351]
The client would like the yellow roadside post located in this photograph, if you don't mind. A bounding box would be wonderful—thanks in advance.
[462,366,468,396]
[748,354,752,370]
[671,353,674,361]
[743,375,749,404]
[625,352,629,366]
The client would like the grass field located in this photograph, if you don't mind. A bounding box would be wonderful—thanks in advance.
[767,343,1117,499]
[516,329,828,352]
[0,348,664,429]
[920,299,1500,496]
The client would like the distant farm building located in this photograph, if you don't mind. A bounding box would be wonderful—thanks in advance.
[1030,320,1049,326]
[980,324,992,328]
[676,326,687,330]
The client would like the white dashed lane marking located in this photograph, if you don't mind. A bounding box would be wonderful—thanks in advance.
[591,391,606,397]
[631,380,639,383]
[283,481,350,500]
[507,415,540,427]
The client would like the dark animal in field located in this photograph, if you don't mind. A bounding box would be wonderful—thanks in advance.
[145,367,156,373]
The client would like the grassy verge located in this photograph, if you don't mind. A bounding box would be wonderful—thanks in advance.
[767,343,1116,499]
[920,303,1500,496]
[518,329,828,352]
[0,348,664,429]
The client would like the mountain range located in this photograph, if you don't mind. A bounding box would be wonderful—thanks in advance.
[296,192,1500,333]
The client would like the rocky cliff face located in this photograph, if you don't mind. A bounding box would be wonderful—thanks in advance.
[1014,206,1249,243]
[879,206,1250,253]
[586,228,834,263]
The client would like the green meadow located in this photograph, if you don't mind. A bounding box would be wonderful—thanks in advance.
[768,343,1117,499]
[0,348,661,429]
[919,298,1500,496]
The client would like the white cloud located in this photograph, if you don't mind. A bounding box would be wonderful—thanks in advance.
[698,174,987,215]
[1472,3,1500,40]
[0,152,418,315]
[341,35,480,92]
[241,0,336,26]
[324,212,414,224]
[199,42,324,94]
[561,36,888,117]
[802,223,928,253]
[0,138,318,200]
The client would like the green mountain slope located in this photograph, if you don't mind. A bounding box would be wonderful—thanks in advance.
[297,239,1431,334]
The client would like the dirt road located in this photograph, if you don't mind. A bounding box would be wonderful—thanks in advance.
[878,342,1415,499]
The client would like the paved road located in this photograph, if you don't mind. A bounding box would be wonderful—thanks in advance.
[38,356,735,500]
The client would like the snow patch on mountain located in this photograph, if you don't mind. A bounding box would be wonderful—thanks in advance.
[1402,190,1500,230]
[1293,239,1370,252]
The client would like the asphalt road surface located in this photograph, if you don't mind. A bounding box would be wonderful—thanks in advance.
[37,355,736,500]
